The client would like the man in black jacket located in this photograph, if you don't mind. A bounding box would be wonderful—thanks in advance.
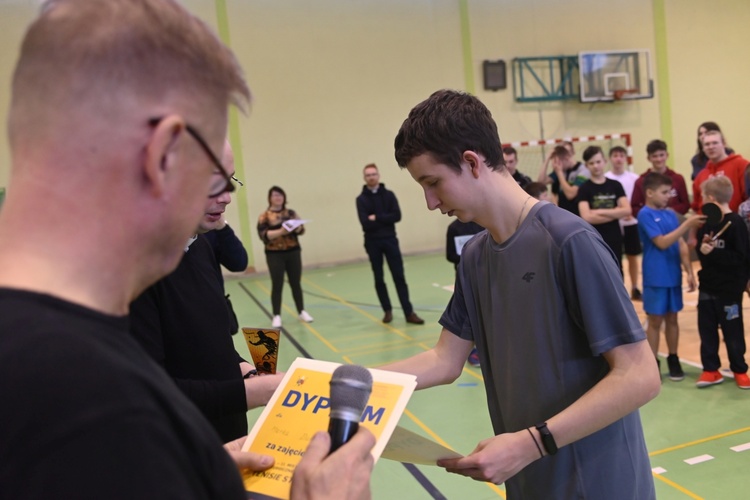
[356,163,424,324]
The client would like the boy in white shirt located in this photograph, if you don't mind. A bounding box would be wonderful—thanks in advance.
[605,146,642,300]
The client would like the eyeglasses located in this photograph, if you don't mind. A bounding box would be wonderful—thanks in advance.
[148,117,235,198]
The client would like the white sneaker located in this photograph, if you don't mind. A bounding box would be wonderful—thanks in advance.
[298,310,314,323]
[271,315,282,328]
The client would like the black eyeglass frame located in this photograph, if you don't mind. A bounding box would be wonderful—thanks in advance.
[148,117,235,198]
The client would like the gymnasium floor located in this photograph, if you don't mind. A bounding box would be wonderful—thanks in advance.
[229,253,750,499]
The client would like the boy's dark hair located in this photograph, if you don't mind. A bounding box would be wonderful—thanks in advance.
[646,139,668,156]
[642,172,672,193]
[525,182,548,199]
[582,145,603,163]
[502,146,517,156]
[394,89,503,172]
[609,145,627,157]
[550,144,572,160]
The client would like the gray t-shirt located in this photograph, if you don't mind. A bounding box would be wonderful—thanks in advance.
[440,201,654,499]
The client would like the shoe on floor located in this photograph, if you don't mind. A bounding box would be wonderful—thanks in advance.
[631,288,642,301]
[382,310,393,324]
[271,315,282,328]
[298,310,314,323]
[666,354,685,381]
[467,348,480,367]
[734,372,750,389]
[405,312,425,325]
[696,370,724,388]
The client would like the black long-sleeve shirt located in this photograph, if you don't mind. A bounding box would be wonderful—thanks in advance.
[204,224,248,273]
[356,183,401,240]
[129,235,247,442]
[696,212,750,298]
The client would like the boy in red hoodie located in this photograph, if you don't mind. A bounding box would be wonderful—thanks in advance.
[692,130,748,213]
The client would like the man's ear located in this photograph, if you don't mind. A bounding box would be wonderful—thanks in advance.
[462,151,483,179]
[143,115,185,197]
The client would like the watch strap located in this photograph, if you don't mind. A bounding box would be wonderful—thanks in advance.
[534,422,558,455]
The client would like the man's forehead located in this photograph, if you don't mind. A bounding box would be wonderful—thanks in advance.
[703,133,723,144]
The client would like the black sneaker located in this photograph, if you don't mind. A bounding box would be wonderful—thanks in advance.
[631,288,642,301]
[667,354,685,381]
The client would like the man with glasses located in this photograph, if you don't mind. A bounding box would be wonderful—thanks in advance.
[0,1,374,499]
[129,141,283,443]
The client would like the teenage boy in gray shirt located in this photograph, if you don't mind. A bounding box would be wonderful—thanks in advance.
[382,89,660,499]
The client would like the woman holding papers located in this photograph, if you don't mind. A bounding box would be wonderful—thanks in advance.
[257,186,313,328]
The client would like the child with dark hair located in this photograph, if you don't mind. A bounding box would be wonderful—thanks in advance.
[503,146,532,189]
[694,176,750,389]
[386,89,659,499]
[631,140,690,217]
[606,146,642,299]
[539,144,590,216]
[637,173,705,380]
[524,181,550,201]
[578,145,631,275]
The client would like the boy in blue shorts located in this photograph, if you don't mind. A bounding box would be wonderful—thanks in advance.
[638,173,705,380]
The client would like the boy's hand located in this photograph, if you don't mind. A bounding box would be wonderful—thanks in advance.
[685,214,707,228]
[699,234,715,255]
[686,274,697,292]
[551,158,564,175]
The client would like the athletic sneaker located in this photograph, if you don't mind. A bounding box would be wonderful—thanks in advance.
[734,372,750,390]
[467,348,480,367]
[298,310,314,323]
[631,288,642,301]
[272,315,282,328]
[696,370,723,388]
[666,354,685,381]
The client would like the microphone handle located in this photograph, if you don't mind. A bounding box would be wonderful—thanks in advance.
[327,418,358,454]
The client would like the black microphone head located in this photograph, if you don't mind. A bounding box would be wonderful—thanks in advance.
[329,364,373,421]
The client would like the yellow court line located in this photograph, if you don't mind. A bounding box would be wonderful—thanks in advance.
[649,426,750,456]
[403,409,505,498]
[253,281,339,353]
[653,474,704,500]
[341,340,424,358]
[302,277,414,341]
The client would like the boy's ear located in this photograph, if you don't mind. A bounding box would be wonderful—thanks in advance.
[462,151,483,179]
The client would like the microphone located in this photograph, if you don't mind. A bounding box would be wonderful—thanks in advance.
[328,364,373,454]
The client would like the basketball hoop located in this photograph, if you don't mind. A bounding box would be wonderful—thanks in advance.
[613,89,638,101]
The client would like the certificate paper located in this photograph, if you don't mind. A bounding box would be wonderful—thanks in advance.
[242,358,417,499]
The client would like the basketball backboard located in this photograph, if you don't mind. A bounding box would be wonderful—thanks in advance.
[578,49,653,103]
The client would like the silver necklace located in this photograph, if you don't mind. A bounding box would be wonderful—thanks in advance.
[516,196,532,231]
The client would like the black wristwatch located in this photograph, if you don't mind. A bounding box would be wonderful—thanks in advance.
[535,422,558,455]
